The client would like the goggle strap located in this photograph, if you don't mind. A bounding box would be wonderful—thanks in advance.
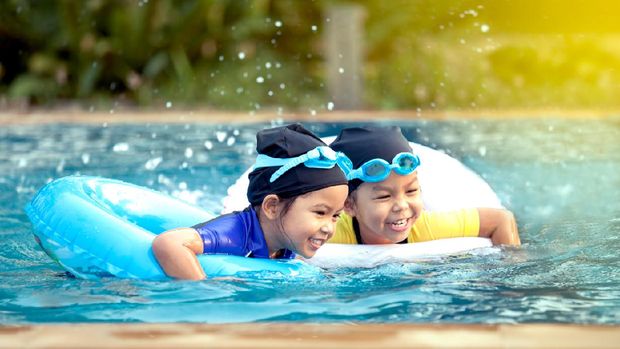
[269,153,310,182]
[253,154,289,169]
[253,147,353,183]
[335,157,352,176]
[345,168,363,181]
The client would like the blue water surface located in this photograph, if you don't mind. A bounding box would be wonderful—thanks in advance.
[1,117,619,324]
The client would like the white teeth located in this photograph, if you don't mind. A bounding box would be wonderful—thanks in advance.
[392,219,407,226]
[310,238,323,246]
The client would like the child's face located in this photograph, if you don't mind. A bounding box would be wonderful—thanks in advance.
[279,184,348,258]
[346,171,423,244]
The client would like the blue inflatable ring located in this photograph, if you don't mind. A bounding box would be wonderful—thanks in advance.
[25,176,315,280]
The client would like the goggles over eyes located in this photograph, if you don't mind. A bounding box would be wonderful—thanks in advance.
[345,152,420,183]
[253,146,351,183]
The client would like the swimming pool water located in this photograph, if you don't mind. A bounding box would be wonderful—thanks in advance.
[1,117,619,324]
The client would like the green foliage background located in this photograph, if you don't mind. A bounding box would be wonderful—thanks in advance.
[1,0,620,110]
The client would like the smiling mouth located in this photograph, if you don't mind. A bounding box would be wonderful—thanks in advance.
[388,218,410,231]
[309,237,325,250]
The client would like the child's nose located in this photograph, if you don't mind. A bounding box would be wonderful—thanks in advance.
[392,196,408,211]
[321,221,334,235]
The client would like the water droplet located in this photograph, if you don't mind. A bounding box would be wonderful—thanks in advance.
[113,143,129,152]
[184,147,193,158]
[327,102,335,111]
[226,137,236,146]
[56,159,66,173]
[165,101,172,108]
[145,157,163,170]
[81,153,90,164]
[459,38,466,44]
[204,140,213,150]
[265,62,272,69]
[268,90,274,96]
[256,76,265,83]
[236,87,244,94]
[338,67,344,74]
[238,52,246,60]
[311,25,318,32]
[279,83,286,90]
[18,158,28,168]
[310,109,317,116]
[216,131,227,142]
[233,129,240,136]
[275,20,282,27]
[481,24,490,33]
[478,146,487,157]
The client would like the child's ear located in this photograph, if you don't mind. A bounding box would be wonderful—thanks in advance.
[343,196,357,217]
[261,194,281,220]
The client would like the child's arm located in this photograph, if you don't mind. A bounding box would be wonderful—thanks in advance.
[152,228,206,280]
[477,208,521,246]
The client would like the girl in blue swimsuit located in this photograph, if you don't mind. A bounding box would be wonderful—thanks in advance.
[152,123,350,280]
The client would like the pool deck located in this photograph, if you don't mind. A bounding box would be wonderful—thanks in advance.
[1,323,619,349]
[2,109,619,348]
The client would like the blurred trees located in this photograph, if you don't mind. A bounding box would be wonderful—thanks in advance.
[1,0,620,111]
[0,0,325,109]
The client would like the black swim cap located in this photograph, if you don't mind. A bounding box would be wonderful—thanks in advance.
[247,123,348,206]
[330,126,413,192]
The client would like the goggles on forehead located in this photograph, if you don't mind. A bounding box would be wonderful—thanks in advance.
[345,152,420,183]
[253,146,351,183]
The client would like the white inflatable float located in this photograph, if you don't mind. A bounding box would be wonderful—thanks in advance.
[221,138,501,269]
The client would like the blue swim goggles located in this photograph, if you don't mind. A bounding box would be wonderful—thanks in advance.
[345,152,421,183]
[253,146,352,183]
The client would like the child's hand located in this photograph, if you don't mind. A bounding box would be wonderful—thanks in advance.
[477,208,521,246]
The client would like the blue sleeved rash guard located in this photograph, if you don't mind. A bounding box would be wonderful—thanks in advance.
[192,206,295,259]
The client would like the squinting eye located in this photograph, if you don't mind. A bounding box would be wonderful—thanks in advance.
[314,211,326,216]
[374,195,390,200]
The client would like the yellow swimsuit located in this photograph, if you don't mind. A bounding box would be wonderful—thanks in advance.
[331,209,480,244]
